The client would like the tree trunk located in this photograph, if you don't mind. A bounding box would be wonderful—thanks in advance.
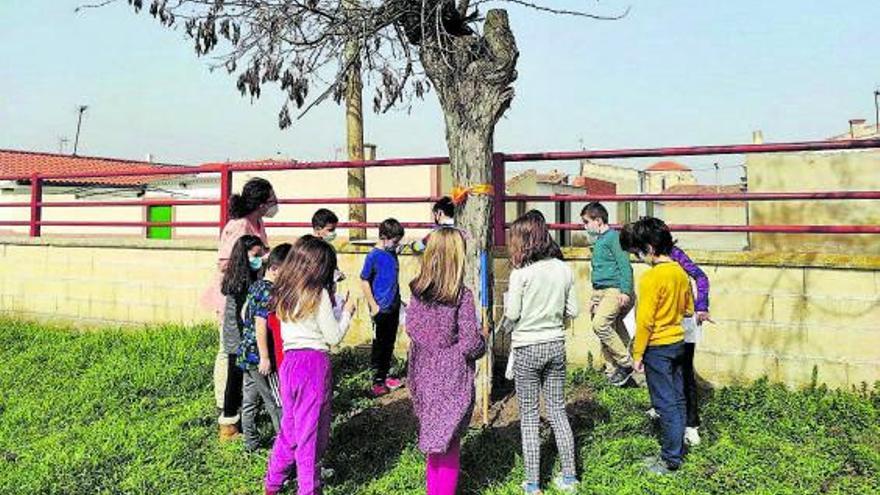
[420,9,518,418]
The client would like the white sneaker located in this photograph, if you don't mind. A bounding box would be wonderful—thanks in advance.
[646,407,660,420]
[684,427,701,446]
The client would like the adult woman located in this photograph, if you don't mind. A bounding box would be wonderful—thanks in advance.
[202,177,277,434]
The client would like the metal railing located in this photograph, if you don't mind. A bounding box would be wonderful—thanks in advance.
[1,138,878,242]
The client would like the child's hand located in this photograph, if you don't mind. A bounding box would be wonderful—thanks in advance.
[633,360,644,373]
[343,291,357,316]
[368,301,380,317]
[258,358,271,376]
[618,293,631,308]
[696,311,714,324]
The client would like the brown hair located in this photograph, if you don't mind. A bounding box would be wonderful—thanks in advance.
[409,228,466,305]
[508,210,560,268]
[273,235,337,321]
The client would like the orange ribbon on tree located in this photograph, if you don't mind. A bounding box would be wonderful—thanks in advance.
[450,183,494,206]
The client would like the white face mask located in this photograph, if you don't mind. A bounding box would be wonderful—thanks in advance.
[438,218,455,227]
[264,204,279,218]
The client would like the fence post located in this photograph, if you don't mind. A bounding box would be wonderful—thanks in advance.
[29,174,42,237]
[219,165,232,233]
[491,153,506,246]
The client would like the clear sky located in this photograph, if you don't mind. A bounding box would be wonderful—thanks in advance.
[1,0,878,184]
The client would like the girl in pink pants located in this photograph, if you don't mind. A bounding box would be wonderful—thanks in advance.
[264,236,356,495]
[404,228,487,495]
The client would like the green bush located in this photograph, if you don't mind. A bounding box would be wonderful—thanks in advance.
[0,318,877,494]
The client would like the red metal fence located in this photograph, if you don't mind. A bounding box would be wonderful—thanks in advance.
[1,138,879,243]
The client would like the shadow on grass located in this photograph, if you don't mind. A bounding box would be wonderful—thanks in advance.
[322,348,417,489]
[459,381,612,493]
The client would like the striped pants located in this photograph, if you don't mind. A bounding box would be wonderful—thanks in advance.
[514,340,576,484]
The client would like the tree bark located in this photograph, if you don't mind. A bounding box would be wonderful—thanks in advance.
[420,9,518,414]
[421,8,517,301]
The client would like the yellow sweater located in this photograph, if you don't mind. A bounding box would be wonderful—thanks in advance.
[633,262,694,361]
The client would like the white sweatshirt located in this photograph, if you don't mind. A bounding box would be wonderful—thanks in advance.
[504,258,579,348]
[281,289,352,352]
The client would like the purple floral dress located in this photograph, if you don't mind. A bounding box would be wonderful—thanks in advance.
[405,287,486,453]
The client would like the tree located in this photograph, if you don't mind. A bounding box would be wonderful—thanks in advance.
[101,0,623,404]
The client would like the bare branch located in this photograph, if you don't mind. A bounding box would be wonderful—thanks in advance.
[112,0,623,124]
[496,0,630,20]
[75,0,119,13]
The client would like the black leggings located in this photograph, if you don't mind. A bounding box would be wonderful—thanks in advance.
[683,343,700,428]
[223,353,244,418]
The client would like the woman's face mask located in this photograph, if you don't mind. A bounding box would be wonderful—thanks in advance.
[264,203,279,218]
[248,256,263,271]
[323,231,337,243]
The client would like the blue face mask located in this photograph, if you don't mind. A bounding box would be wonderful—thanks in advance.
[248,256,263,271]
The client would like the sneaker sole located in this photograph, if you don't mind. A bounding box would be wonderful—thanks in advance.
[610,371,634,386]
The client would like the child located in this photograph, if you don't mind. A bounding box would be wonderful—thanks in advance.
[264,236,356,495]
[405,228,486,495]
[410,196,456,253]
[219,234,267,440]
[503,211,579,494]
[621,220,711,447]
[581,202,635,387]
[627,217,694,475]
[360,218,405,397]
[311,208,339,242]
[312,208,346,286]
[237,243,292,451]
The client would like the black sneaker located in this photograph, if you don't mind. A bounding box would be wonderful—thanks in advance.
[643,456,679,475]
[608,366,634,386]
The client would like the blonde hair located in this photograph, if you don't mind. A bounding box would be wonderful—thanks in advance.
[273,235,337,322]
[409,228,466,305]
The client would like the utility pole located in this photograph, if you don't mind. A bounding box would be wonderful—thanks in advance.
[714,162,721,225]
[874,89,879,134]
[343,0,366,240]
[73,105,88,156]
[741,163,750,250]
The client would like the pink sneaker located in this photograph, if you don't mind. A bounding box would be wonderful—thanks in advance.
[371,383,390,397]
[385,377,404,390]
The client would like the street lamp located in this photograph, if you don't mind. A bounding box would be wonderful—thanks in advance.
[73,105,88,156]
[874,89,879,134]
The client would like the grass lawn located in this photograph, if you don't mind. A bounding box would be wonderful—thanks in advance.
[0,318,877,494]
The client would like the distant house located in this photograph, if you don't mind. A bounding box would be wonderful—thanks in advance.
[506,169,617,246]
[644,160,697,193]
[0,149,217,238]
[655,184,748,251]
[746,121,880,254]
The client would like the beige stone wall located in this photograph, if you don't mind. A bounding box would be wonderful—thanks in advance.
[1,237,878,389]
[748,150,880,254]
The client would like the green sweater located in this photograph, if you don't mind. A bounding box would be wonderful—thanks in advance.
[590,229,634,295]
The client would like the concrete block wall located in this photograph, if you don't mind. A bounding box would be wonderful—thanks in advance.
[1,237,878,389]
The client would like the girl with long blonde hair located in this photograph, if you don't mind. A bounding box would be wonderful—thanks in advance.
[405,228,486,495]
